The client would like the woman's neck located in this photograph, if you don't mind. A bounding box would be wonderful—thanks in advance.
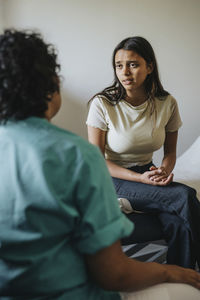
[125,89,148,106]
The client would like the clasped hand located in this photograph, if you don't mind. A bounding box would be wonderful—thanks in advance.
[140,166,173,186]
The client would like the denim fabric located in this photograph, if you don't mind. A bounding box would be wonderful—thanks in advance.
[121,212,163,244]
[112,163,200,269]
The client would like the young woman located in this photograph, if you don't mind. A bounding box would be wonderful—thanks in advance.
[87,36,200,270]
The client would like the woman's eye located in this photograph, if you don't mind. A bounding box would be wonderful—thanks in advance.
[130,63,138,68]
[115,64,122,69]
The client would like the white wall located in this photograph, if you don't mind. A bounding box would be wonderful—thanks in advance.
[0,0,4,31]
[2,0,200,164]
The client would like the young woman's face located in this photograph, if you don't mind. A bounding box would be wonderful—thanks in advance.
[115,49,152,94]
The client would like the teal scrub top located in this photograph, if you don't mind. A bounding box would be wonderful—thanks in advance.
[0,117,134,299]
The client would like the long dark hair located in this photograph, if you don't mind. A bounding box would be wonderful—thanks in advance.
[96,36,169,104]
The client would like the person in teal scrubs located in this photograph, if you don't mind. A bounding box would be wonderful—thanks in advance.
[0,29,199,300]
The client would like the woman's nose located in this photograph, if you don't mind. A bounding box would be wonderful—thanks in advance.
[123,65,130,75]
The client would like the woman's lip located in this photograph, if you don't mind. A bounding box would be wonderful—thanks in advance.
[122,79,133,84]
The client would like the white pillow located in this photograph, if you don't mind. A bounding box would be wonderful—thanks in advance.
[174,136,200,200]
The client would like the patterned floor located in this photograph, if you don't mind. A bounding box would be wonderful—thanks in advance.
[123,240,168,264]
[123,240,200,272]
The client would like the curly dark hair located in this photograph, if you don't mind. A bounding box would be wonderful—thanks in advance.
[0,29,60,122]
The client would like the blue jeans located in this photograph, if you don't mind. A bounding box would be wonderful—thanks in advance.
[112,162,200,269]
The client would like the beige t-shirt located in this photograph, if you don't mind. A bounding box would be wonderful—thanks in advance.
[86,95,182,167]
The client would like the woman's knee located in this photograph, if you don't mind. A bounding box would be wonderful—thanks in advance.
[173,182,197,198]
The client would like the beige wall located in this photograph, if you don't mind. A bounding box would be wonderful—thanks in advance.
[2,0,200,163]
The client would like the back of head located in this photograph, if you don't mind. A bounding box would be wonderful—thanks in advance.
[0,29,60,123]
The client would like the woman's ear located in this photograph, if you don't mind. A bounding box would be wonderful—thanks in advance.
[45,91,62,121]
[147,63,153,74]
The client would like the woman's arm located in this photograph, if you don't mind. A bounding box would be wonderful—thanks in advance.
[150,131,178,184]
[161,131,177,174]
[87,126,171,186]
[85,240,200,292]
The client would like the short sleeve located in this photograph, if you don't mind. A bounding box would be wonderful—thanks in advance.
[165,96,182,132]
[86,96,108,131]
[73,145,134,254]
